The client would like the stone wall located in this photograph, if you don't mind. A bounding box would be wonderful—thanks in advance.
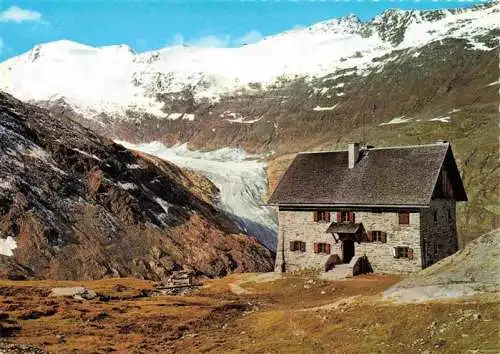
[420,199,458,268]
[355,211,422,274]
[275,209,342,272]
[275,209,425,274]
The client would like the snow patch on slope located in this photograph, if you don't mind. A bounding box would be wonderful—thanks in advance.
[379,116,412,125]
[115,141,277,250]
[429,116,451,123]
[0,236,17,257]
[71,148,101,161]
[117,182,137,190]
[313,105,338,111]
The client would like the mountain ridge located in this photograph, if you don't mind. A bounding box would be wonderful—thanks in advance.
[0,92,274,280]
[0,2,497,120]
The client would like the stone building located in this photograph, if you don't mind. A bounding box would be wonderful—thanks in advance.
[267,142,467,277]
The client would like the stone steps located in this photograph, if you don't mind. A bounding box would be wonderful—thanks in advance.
[320,263,354,280]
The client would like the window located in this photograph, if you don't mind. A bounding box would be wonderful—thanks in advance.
[441,169,453,198]
[290,241,306,252]
[337,211,355,223]
[398,212,410,225]
[313,243,331,254]
[313,211,330,223]
[393,246,413,259]
[433,244,441,254]
[367,231,387,243]
[448,209,452,221]
[433,211,438,222]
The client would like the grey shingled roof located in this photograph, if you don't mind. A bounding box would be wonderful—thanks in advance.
[268,143,467,206]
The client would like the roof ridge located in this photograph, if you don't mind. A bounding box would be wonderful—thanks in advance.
[426,144,451,205]
[297,142,450,154]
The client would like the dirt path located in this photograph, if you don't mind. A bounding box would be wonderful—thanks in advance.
[229,282,252,295]
[228,272,282,295]
[297,295,363,312]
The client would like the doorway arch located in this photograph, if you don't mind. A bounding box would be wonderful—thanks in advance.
[342,239,355,264]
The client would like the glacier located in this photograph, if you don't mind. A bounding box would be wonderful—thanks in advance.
[116,141,278,251]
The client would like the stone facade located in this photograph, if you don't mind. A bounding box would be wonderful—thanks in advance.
[354,210,422,274]
[275,201,459,275]
[420,199,459,268]
[275,210,343,272]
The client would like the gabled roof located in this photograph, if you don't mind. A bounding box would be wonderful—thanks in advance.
[268,143,467,207]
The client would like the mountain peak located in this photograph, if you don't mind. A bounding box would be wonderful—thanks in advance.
[22,40,96,63]
[35,39,96,52]
[311,13,362,33]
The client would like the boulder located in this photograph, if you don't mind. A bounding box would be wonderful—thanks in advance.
[50,287,97,300]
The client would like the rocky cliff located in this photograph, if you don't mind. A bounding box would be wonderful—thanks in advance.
[0,92,273,280]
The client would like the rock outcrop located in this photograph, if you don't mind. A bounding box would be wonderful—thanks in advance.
[0,92,273,280]
[383,228,500,303]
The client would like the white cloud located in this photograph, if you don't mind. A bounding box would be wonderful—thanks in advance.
[169,30,263,49]
[235,30,263,46]
[0,6,43,23]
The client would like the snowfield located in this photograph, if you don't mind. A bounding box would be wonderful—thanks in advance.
[116,141,278,250]
[0,236,17,257]
[0,3,497,119]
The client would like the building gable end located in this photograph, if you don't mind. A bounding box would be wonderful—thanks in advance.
[431,146,468,202]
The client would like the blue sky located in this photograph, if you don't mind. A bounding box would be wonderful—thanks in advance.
[0,0,487,61]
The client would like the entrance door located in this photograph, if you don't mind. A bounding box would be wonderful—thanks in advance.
[342,239,355,264]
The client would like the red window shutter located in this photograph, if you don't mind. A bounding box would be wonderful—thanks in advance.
[313,243,319,253]
[290,241,295,251]
[313,211,318,222]
[325,243,331,254]
[381,232,387,243]
[399,212,409,225]
[407,248,414,260]
[367,231,373,242]
[336,212,342,222]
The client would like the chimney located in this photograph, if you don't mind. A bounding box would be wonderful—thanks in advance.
[348,142,360,169]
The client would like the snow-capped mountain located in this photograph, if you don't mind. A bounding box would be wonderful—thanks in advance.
[0,3,497,120]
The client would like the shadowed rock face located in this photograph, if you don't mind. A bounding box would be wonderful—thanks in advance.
[0,92,274,280]
[383,228,500,303]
